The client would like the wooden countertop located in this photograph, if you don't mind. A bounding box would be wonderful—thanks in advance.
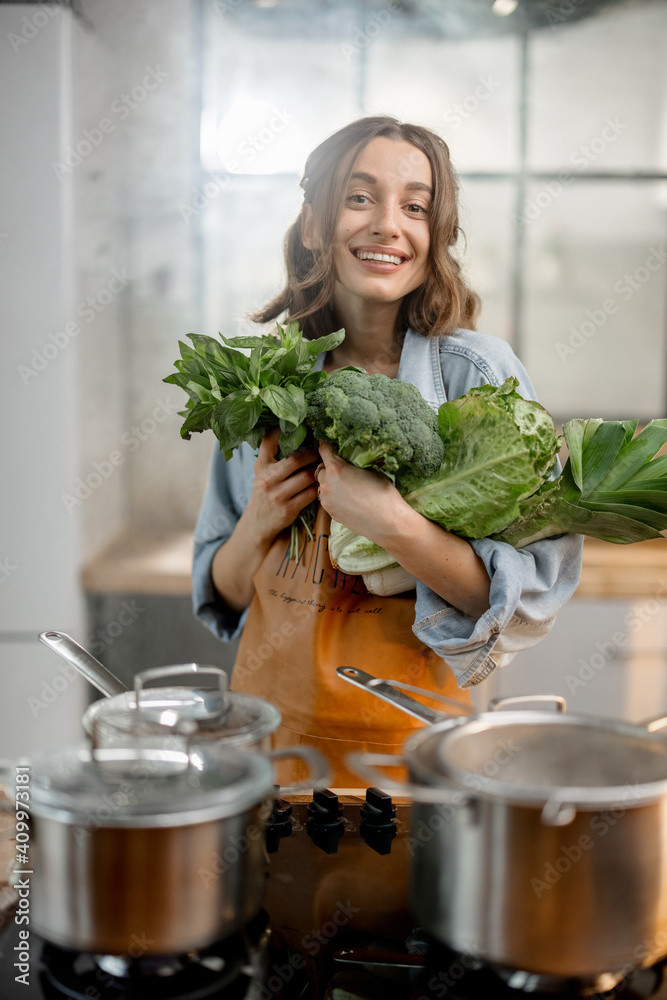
[82,532,667,600]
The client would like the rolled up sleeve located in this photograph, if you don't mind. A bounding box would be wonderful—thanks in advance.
[413,532,584,688]
[192,444,256,642]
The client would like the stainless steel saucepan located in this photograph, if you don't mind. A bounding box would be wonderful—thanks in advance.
[2,736,328,955]
[339,665,667,986]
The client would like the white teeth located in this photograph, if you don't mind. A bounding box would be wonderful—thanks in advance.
[354,250,405,265]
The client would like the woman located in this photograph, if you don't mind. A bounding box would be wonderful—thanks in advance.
[192,116,583,785]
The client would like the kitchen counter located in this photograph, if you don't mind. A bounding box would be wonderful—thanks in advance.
[82,532,667,599]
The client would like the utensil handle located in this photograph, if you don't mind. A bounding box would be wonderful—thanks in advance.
[345,751,471,806]
[269,745,331,795]
[38,631,127,697]
[488,694,567,714]
[336,666,472,726]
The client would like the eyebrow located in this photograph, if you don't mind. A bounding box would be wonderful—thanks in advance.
[349,170,433,196]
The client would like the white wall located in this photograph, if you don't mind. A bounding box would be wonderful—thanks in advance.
[0,6,87,756]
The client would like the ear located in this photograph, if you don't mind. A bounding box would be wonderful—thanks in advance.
[300,202,318,250]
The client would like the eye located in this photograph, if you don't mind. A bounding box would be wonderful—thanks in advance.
[406,202,428,215]
[346,193,370,205]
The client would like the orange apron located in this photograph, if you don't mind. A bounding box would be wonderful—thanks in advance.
[232,505,471,786]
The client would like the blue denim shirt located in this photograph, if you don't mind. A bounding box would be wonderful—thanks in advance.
[192,328,583,688]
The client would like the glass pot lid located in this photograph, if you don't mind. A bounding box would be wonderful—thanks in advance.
[25,739,275,827]
[84,685,281,744]
[406,711,667,808]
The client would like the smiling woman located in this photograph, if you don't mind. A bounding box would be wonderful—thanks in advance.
[192,116,583,786]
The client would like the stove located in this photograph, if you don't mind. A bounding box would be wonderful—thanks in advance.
[410,937,667,1000]
[0,910,270,1000]
[5,787,667,1000]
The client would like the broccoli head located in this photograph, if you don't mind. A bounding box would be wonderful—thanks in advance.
[306,369,444,492]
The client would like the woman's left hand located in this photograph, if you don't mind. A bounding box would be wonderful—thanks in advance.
[314,441,404,543]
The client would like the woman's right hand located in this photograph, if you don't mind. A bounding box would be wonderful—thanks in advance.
[245,427,320,545]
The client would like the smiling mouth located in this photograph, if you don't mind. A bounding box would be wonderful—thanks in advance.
[352,249,409,266]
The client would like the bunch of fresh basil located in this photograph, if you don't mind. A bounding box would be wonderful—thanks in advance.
[164,321,345,556]
[164,321,344,458]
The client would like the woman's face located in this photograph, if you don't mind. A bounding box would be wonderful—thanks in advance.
[331,136,433,308]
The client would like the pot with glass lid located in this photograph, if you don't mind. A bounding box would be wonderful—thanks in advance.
[2,734,327,956]
[344,672,667,983]
[81,663,282,753]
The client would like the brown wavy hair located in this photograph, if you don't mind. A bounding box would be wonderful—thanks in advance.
[250,115,480,340]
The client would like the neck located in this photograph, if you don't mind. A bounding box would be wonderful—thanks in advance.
[325,286,405,376]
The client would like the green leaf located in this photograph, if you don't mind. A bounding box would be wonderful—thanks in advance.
[579,498,667,531]
[594,419,667,492]
[219,332,279,350]
[279,423,308,456]
[405,394,549,538]
[210,393,262,451]
[179,402,213,438]
[304,328,346,357]
[585,489,667,515]
[260,384,307,428]
[579,421,627,496]
[563,420,586,491]
[628,454,667,484]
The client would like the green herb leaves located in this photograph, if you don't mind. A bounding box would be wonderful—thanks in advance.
[164,322,345,459]
[494,417,667,547]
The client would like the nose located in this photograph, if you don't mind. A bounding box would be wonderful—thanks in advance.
[370,199,400,240]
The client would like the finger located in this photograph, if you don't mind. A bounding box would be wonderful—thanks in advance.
[283,447,320,472]
[317,441,339,464]
[258,427,282,462]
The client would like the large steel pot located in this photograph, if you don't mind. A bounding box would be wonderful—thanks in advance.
[2,738,327,956]
[343,668,667,984]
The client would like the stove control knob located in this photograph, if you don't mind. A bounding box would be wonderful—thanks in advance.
[266,794,293,854]
[361,787,397,855]
[307,789,344,854]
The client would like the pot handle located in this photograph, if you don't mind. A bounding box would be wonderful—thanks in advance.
[540,795,578,827]
[269,745,331,795]
[135,664,229,718]
[488,694,567,714]
[346,752,472,806]
[336,666,473,726]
